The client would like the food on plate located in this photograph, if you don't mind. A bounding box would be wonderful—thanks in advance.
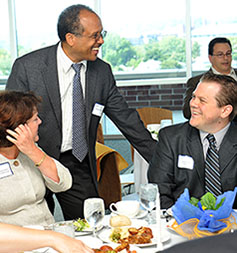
[73,218,90,231]
[93,242,136,253]
[110,226,153,244]
[109,215,132,227]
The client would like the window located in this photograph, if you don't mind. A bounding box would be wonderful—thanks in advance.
[190,0,237,73]
[14,0,93,55]
[101,0,187,80]
[0,1,11,79]
[1,0,237,84]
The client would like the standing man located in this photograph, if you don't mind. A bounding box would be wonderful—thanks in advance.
[148,73,237,209]
[6,4,156,219]
[183,37,237,120]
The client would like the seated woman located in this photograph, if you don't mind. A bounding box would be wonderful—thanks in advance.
[0,91,72,226]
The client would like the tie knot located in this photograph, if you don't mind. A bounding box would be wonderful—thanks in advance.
[207,134,216,146]
[72,63,82,73]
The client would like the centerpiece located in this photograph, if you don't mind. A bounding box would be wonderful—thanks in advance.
[170,187,237,239]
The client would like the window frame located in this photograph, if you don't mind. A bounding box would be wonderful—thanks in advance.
[3,0,198,87]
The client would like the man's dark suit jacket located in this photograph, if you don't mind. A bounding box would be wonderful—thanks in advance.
[183,68,237,121]
[148,121,237,209]
[163,230,237,253]
[6,43,156,191]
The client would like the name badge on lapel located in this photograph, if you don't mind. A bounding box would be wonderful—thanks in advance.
[0,162,14,179]
[178,155,194,170]
[92,103,104,117]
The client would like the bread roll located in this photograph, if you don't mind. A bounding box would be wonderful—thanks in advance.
[109,215,132,227]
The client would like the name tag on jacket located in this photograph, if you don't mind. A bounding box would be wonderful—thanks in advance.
[0,162,13,179]
[178,155,194,170]
[92,103,104,117]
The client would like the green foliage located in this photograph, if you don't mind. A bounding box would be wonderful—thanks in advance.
[189,196,199,207]
[102,34,201,71]
[102,33,137,71]
[189,192,226,210]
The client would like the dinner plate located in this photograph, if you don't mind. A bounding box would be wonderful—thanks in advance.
[110,209,148,219]
[133,209,148,219]
[79,237,142,252]
[75,224,103,236]
[25,247,57,253]
[98,225,170,247]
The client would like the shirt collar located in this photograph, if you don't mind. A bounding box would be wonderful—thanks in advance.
[211,66,237,80]
[199,122,231,148]
[58,43,87,72]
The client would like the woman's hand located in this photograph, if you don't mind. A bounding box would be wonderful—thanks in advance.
[6,124,36,155]
[6,124,60,183]
[52,233,94,253]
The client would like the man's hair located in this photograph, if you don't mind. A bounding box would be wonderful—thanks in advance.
[200,73,237,121]
[57,4,96,41]
[0,91,41,147]
[208,37,232,55]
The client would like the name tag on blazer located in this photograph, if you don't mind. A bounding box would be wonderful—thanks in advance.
[178,155,194,170]
[0,162,13,179]
[92,103,104,117]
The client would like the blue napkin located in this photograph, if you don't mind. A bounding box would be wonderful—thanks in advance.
[172,187,237,232]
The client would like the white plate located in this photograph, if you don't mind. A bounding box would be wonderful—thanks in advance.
[75,224,103,236]
[133,209,148,219]
[79,237,141,252]
[111,209,148,219]
[25,247,57,253]
[98,225,170,247]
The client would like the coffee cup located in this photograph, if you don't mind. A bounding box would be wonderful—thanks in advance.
[109,200,140,218]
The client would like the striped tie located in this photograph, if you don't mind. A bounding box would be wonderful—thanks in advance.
[205,134,222,197]
[72,63,88,162]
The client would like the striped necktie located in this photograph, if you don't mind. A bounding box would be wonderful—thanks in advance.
[72,63,88,162]
[205,134,222,197]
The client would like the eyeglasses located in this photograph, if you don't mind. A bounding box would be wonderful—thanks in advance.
[212,52,232,58]
[90,30,107,41]
[75,30,107,41]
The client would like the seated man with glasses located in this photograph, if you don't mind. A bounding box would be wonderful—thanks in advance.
[183,37,237,122]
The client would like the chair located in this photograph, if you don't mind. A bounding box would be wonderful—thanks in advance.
[96,124,128,209]
[131,107,173,161]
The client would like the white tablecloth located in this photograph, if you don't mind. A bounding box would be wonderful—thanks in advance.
[28,214,187,253]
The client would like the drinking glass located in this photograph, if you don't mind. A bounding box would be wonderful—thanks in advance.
[139,183,158,224]
[84,197,105,237]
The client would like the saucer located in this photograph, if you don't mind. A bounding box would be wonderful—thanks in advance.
[134,209,148,219]
[111,209,148,219]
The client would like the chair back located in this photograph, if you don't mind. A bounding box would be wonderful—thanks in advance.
[96,123,104,144]
[137,107,173,128]
[131,107,173,161]
[96,124,128,208]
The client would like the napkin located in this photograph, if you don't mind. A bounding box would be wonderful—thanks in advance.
[171,188,237,238]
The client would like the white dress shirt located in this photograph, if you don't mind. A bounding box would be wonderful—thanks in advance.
[57,43,87,153]
[211,66,237,81]
[199,122,230,159]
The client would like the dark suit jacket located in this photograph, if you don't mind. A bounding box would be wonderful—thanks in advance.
[182,68,237,121]
[162,230,237,253]
[6,43,156,191]
[148,122,237,209]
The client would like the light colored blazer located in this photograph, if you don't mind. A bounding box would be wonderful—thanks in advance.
[0,152,72,226]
